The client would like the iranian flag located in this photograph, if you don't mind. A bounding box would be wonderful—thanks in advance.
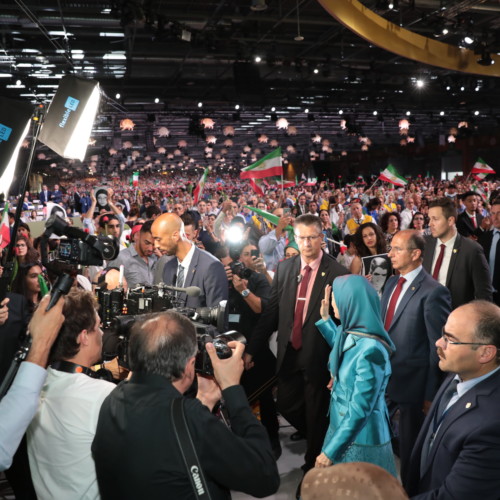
[240,147,283,180]
[193,167,209,204]
[0,203,10,250]
[471,184,486,201]
[131,172,139,187]
[249,179,265,196]
[378,164,408,187]
[471,158,495,177]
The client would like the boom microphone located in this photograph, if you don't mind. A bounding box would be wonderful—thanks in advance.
[161,284,202,297]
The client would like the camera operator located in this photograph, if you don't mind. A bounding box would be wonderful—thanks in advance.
[92,311,280,499]
[26,289,115,500]
[0,294,65,471]
[223,242,281,459]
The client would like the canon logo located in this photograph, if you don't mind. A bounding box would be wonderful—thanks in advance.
[190,465,205,496]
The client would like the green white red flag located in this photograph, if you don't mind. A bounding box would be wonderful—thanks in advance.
[240,147,283,180]
[131,171,139,187]
[193,167,209,204]
[471,158,495,179]
[0,203,10,250]
[378,164,408,187]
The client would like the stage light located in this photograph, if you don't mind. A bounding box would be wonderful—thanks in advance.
[373,111,378,116]
[271,107,276,112]
[446,86,451,91]
[339,109,344,115]
[0,97,33,197]
[474,110,479,116]
[416,79,425,88]
[235,104,240,110]
[254,56,262,63]
[154,97,159,103]
[406,111,411,116]
[442,28,449,35]
[463,35,474,45]
[313,68,319,74]
[115,93,121,99]
[39,75,100,161]
[198,102,203,108]
[440,111,445,116]
[460,86,465,91]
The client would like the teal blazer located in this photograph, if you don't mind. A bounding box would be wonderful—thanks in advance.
[316,317,393,462]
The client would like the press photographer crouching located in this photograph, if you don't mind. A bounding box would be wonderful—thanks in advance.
[222,241,281,459]
[27,289,115,500]
[91,311,280,500]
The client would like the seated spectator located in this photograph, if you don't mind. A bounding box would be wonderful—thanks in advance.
[380,211,401,245]
[345,199,375,235]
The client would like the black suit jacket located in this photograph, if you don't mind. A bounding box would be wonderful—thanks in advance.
[381,269,451,404]
[407,369,500,499]
[38,190,51,205]
[456,211,484,238]
[479,229,499,295]
[422,233,493,309]
[247,252,348,384]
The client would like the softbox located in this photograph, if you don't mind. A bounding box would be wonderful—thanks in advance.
[39,75,100,161]
[0,97,33,197]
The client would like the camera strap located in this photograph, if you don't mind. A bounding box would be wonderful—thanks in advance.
[171,398,213,500]
[50,360,97,378]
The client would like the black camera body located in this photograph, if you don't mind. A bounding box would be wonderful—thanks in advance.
[229,260,253,280]
[195,331,246,376]
[57,238,109,266]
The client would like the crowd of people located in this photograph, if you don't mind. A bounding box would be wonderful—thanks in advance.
[0,171,499,500]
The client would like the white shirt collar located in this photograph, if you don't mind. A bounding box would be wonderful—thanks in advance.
[178,242,195,271]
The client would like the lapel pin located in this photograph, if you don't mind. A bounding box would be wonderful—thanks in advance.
[453,249,458,254]
[321,272,325,277]
[411,286,415,290]
[466,402,472,409]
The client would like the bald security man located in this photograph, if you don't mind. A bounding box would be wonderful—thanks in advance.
[151,213,228,308]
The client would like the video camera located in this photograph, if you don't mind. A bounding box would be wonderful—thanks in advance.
[43,214,119,266]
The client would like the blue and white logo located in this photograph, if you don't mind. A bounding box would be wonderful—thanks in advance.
[59,96,80,128]
[0,124,12,143]
[64,96,80,111]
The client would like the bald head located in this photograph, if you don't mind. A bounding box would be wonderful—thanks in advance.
[151,213,188,257]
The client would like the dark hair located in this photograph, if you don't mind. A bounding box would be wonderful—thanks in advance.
[18,222,31,234]
[16,234,40,263]
[470,301,500,363]
[10,262,43,306]
[128,311,197,380]
[429,197,457,221]
[409,211,426,229]
[145,205,161,219]
[353,222,387,257]
[49,289,98,362]
[460,190,477,201]
[344,234,353,247]
[99,213,120,229]
[128,207,140,218]
[366,198,382,211]
[294,214,322,234]
[181,212,198,230]
[379,211,401,233]
[141,219,154,234]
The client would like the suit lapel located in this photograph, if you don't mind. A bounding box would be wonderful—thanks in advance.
[183,247,199,288]
[381,276,397,314]
[423,237,436,271]
[446,234,462,287]
[389,271,424,330]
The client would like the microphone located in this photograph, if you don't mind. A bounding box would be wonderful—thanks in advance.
[46,273,73,311]
[162,284,202,297]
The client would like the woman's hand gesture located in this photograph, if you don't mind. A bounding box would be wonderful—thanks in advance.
[320,284,332,321]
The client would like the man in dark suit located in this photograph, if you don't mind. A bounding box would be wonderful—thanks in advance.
[245,214,348,481]
[478,199,500,306]
[382,230,451,487]
[456,191,484,239]
[423,197,492,310]
[406,301,500,499]
[151,213,228,308]
[38,185,51,206]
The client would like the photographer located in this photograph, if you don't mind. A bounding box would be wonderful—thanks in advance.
[0,294,65,471]
[27,289,115,500]
[224,242,281,459]
[92,311,280,499]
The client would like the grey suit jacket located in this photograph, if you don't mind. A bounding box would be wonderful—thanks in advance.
[422,233,493,309]
[162,246,228,308]
[381,269,451,404]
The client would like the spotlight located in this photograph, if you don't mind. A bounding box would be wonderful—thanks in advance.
[474,110,479,116]
[406,111,411,116]
[339,109,344,115]
[254,56,262,63]
[304,108,309,113]
[154,97,159,103]
[271,107,276,112]
[416,79,425,88]
[313,68,319,74]
[446,86,451,91]
[235,104,240,110]
[440,111,445,116]
[388,1,394,9]
[442,28,449,35]
[373,111,378,116]
[16,79,22,86]
[463,35,474,45]
[198,102,203,108]
[460,86,465,91]
[115,93,121,99]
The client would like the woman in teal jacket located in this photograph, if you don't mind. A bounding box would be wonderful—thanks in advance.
[314,274,397,476]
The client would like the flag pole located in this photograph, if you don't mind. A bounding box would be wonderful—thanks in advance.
[366,178,380,193]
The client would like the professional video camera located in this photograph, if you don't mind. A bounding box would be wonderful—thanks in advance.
[42,214,119,266]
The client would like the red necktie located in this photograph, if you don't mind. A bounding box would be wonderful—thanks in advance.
[384,277,406,330]
[432,243,446,280]
[291,265,312,350]
[471,215,477,228]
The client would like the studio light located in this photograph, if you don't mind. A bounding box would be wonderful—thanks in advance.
[198,102,203,108]
[416,79,425,88]
[463,35,474,45]
[254,56,262,63]
[115,93,121,99]
[39,75,100,161]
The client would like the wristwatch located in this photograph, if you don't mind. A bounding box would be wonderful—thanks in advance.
[241,289,250,298]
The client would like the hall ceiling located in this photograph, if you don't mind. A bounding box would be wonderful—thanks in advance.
[1,0,500,173]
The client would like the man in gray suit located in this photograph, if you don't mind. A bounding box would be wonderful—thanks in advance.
[382,230,451,487]
[151,213,228,308]
[423,197,492,310]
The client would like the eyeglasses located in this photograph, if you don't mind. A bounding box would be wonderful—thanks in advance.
[294,234,322,242]
[441,328,492,347]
